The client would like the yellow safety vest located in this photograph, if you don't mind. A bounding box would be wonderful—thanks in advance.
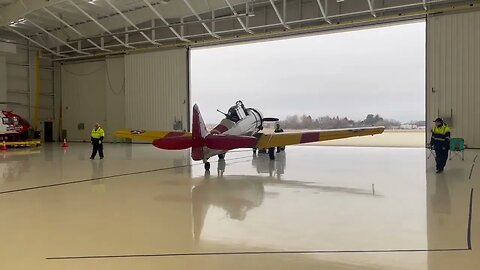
[431,124,451,145]
[91,127,105,139]
[433,124,450,135]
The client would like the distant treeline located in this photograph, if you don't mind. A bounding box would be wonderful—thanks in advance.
[277,114,425,129]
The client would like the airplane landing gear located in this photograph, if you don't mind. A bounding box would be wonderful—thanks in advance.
[268,148,275,160]
[218,153,225,159]
[204,162,211,171]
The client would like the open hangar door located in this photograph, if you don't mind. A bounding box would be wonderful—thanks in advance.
[190,22,426,148]
[60,48,188,142]
[427,10,480,148]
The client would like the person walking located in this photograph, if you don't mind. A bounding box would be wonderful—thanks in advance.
[430,118,451,173]
[274,122,285,153]
[90,123,105,159]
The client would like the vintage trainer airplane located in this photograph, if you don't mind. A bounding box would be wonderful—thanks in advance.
[115,101,385,171]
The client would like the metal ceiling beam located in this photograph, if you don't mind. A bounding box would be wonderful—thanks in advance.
[7,26,67,57]
[0,0,67,27]
[104,0,159,45]
[316,0,331,24]
[69,0,134,49]
[225,0,253,34]
[26,19,91,55]
[268,0,290,29]
[43,7,111,52]
[49,5,88,21]
[55,0,471,58]
[57,12,252,45]
[141,0,189,42]
[366,0,377,17]
[183,0,220,38]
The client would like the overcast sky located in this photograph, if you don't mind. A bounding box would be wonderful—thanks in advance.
[191,21,425,125]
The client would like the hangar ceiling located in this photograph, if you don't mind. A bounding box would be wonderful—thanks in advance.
[0,0,477,60]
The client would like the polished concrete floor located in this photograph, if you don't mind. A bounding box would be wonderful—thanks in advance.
[0,143,478,270]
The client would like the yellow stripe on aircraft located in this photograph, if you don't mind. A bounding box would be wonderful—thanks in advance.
[114,129,191,142]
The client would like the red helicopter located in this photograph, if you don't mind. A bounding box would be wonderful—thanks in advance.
[0,110,30,141]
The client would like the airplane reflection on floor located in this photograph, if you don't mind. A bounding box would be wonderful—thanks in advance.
[192,152,381,242]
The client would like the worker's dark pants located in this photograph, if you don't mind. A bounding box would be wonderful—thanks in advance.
[91,141,104,159]
[434,145,448,171]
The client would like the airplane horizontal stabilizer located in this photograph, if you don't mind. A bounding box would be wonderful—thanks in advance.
[152,136,193,150]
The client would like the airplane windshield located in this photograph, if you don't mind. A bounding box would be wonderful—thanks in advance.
[227,107,240,122]
[2,117,12,125]
[225,101,247,122]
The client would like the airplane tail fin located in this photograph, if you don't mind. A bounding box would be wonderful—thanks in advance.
[191,104,209,160]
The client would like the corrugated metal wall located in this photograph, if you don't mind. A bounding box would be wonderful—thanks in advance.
[6,48,54,122]
[427,10,480,148]
[61,61,106,141]
[4,46,55,137]
[61,57,125,142]
[125,48,188,131]
[105,57,125,141]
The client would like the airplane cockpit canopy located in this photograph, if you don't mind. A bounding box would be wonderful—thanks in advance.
[226,101,248,122]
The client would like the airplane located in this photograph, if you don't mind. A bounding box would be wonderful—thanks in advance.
[114,100,385,171]
[1,110,30,141]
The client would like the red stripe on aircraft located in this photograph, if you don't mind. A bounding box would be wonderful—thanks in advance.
[165,132,187,137]
[300,132,320,143]
[211,124,228,134]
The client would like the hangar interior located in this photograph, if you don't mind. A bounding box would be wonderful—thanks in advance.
[0,0,480,269]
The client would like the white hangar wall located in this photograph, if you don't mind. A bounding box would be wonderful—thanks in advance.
[427,10,480,148]
[125,49,188,132]
[60,48,188,142]
[61,57,125,142]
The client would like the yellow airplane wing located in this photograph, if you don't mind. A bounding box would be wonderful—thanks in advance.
[114,129,192,142]
[255,126,385,149]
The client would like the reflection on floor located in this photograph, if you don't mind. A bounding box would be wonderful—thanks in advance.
[0,143,478,269]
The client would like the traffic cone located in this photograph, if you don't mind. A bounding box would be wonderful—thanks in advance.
[1,140,6,151]
[62,138,68,148]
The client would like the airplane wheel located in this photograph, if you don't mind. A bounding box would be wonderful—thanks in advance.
[218,153,225,159]
[204,162,210,171]
[268,148,275,160]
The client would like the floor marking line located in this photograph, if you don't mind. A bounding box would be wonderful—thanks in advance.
[469,164,475,180]
[474,155,478,163]
[45,248,470,260]
[467,188,474,250]
[0,155,252,196]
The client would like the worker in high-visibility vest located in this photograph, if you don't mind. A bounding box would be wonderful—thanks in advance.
[90,123,105,159]
[430,118,451,173]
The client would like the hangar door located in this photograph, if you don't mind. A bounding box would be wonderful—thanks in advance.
[125,48,188,132]
[61,48,188,141]
[61,57,125,142]
[61,61,106,141]
[427,10,480,148]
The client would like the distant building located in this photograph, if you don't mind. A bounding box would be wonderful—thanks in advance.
[400,123,418,129]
